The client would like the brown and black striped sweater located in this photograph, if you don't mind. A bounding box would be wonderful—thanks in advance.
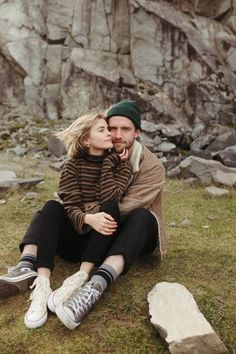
[59,152,132,234]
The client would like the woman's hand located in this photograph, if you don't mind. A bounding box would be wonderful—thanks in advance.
[118,148,129,160]
[84,212,117,235]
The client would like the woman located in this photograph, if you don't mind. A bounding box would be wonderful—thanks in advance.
[0,110,132,329]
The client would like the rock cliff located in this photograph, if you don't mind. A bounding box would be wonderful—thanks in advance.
[0,0,235,124]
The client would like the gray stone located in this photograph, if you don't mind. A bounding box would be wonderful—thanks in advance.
[12,145,27,156]
[156,142,176,153]
[141,120,160,133]
[213,145,236,167]
[204,186,230,198]
[50,160,66,171]
[148,282,228,354]
[167,166,182,179]
[179,156,236,187]
[0,170,17,181]
[190,135,214,152]
[48,135,66,157]
[181,219,192,227]
[21,192,40,200]
[206,130,236,153]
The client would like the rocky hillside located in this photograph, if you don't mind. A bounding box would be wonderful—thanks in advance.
[0,0,236,170]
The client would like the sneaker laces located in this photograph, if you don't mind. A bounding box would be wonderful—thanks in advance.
[7,265,31,273]
[57,271,88,298]
[28,276,51,307]
[66,283,100,319]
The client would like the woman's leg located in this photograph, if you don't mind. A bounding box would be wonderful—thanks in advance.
[48,200,120,313]
[80,199,120,266]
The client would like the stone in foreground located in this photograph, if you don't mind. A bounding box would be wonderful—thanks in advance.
[147,282,229,354]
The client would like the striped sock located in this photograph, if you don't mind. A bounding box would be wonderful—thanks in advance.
[90,264,118,292]
[17,254,36,270]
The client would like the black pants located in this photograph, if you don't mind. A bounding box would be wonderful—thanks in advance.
[20,200,158,274]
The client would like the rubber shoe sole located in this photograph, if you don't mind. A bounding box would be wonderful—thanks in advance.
[0,272,37,300]
[55,303,80,330]
[24,309,48,329]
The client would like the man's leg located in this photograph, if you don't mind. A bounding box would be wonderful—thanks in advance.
[55,208,158,330]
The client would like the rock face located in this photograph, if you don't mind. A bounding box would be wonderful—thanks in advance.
[0,0,235,128]
[147,282,229,354]
[1,0,236,172]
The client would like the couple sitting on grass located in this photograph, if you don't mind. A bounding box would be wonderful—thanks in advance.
[0,100,166,330]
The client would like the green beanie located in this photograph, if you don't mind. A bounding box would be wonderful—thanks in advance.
[106,100,141,129]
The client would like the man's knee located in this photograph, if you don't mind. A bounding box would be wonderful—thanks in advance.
[127,207,153,221]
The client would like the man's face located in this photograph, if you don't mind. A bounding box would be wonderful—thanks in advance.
[108,116,140,154]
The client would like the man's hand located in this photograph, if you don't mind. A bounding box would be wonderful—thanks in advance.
[118,148,129,160]
[84,212,117,235]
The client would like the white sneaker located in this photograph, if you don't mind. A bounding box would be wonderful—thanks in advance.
[24,275,52,329]
[47,270,89,313]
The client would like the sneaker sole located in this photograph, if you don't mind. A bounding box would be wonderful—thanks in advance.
[55,303,80,330]
[0,274,37,300]
[24,310,48,329]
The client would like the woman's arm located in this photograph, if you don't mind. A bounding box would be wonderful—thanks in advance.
[59,160,87,234]
[99,152,133,202]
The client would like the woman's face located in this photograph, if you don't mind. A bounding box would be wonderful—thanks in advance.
[84,118,113,155]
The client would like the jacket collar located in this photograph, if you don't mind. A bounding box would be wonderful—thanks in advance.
[130,140,143,173]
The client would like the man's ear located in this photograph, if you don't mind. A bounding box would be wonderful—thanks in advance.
[135,129,141,139]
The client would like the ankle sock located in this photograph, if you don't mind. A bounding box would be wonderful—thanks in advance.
[17,254,37,270]
[90,264,118,292]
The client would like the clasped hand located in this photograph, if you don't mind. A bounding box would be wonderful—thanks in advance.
[86,212,117,235]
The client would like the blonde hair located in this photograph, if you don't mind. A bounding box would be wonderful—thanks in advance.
[55,110,104,158]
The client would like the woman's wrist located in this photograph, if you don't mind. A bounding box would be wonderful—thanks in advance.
[84,213,93,226]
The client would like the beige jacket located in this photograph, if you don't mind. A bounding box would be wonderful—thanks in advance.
[118,140,167,258]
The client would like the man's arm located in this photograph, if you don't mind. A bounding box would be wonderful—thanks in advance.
[118,154,165,215]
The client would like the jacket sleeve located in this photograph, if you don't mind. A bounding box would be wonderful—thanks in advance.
[118,156,165,215]
[100,153,133,203]
[58,159,88,234]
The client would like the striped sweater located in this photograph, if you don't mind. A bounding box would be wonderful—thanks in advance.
[59,152,132,234]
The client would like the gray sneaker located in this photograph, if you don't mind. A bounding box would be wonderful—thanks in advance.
[0,266,37,300]
[55,281,103,330]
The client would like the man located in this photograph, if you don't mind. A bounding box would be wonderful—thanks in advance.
[55,100,166,330]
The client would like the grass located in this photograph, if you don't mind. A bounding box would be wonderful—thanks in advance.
[0,152,235,353]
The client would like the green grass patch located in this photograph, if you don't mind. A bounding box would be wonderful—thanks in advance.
[0,153,235,353]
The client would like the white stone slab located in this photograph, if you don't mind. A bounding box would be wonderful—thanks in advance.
[148,282,228,354]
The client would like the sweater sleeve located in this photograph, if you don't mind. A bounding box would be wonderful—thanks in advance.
[58,159,88,234]
[100,153,133,202]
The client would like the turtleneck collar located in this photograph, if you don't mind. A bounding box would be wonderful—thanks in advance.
[78,150,107,164]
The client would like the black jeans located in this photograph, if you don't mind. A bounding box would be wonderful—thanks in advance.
[20,200,158,274]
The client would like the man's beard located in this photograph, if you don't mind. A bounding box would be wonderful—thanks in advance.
[113,140,134,153]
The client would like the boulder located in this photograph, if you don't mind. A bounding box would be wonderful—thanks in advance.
[148,282,229,354]
[179,156,236,186]
[213,145,236,167]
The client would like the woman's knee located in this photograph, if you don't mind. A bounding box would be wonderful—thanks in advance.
[42,200,65,217]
